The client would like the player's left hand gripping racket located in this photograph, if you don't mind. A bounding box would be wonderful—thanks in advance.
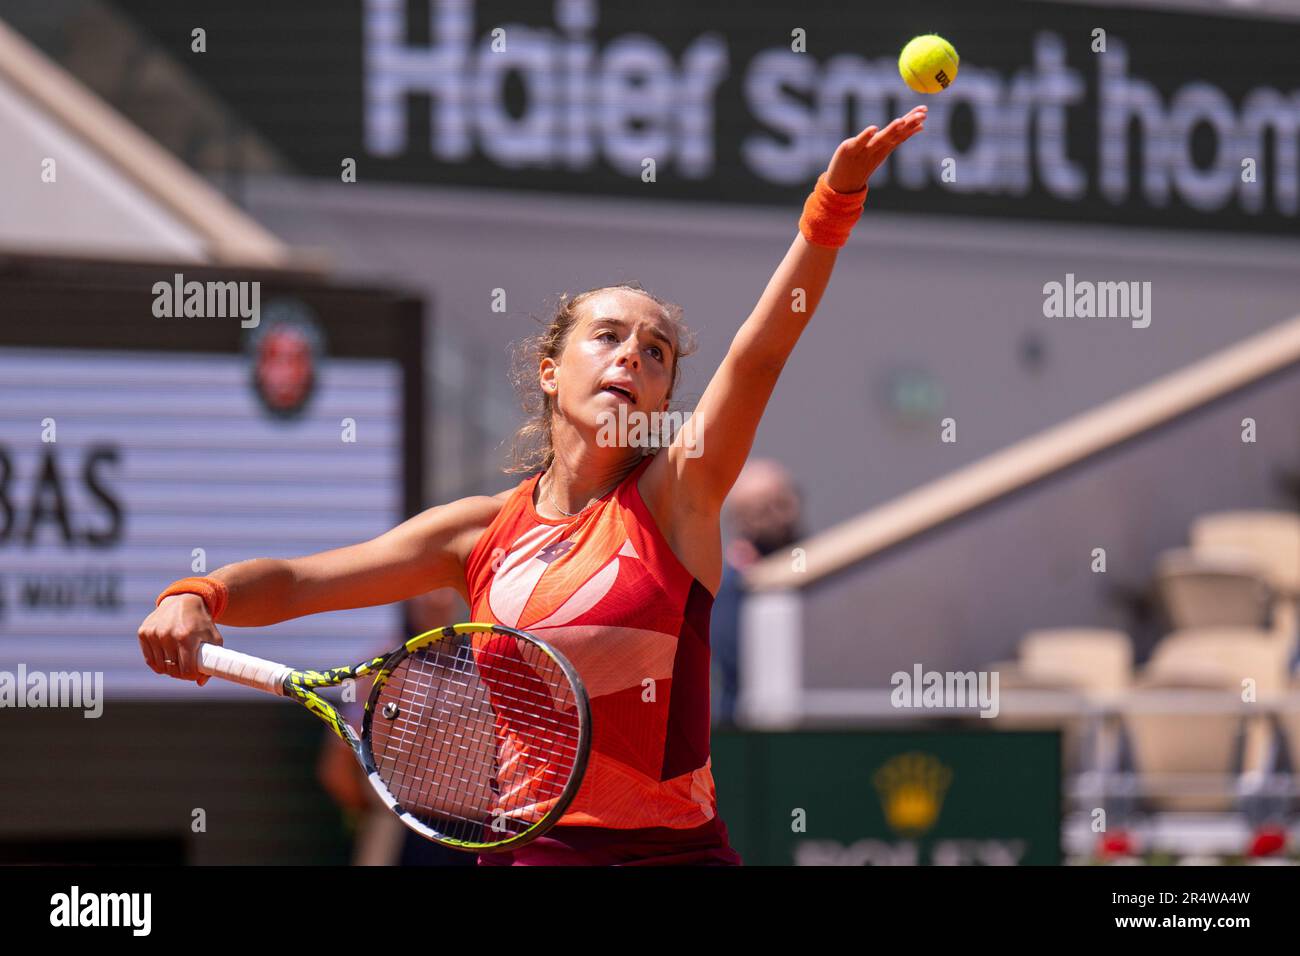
[198,622,591,853]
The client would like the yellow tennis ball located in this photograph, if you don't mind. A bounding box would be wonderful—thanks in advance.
[898,34,959,94]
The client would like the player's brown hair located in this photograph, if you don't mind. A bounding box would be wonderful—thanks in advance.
[505,282,697,476]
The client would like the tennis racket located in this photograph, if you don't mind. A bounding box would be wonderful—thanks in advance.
[197,622,591,853]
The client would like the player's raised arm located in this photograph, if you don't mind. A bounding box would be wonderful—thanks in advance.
[137,494,504,683]
[666,106,928,511]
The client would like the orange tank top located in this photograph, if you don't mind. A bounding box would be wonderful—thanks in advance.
[463,454,727,839]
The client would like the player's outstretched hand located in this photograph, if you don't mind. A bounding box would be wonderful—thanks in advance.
[825,105,927,193]
[138,593,224,685]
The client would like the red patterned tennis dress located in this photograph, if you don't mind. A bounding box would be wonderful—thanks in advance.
[464,455,742,865]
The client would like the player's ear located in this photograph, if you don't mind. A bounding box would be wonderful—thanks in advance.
[539,358,558,396]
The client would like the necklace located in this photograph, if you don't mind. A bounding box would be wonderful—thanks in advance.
[543,471,622,518]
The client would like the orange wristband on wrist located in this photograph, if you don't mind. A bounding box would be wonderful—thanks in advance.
[798,172,868,248]
[156,577,229,621]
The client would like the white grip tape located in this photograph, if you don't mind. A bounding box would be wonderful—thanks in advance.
[198,644,293,696]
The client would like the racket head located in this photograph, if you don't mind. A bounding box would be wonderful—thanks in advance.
[359,623,591,852]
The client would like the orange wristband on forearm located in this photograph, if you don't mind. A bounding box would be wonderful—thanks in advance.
[798,172,868,248]
[156,577,229,621]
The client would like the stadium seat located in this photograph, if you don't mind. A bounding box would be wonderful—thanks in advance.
[1155,547,1273,631]
[1191,511,1300,597]
[986,629,1133,776]
[1188,511,1300,670]
[1126,630,1285,812]
[1146,628,1290,692]
[1018,628,1133,693]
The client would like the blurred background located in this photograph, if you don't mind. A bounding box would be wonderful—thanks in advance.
[0,0,1297,864]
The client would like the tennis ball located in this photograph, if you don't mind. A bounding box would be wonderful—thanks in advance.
[898,34,959,94]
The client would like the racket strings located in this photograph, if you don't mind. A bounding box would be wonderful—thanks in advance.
[367,631,583,845]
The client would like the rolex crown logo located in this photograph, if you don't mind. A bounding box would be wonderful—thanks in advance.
[872,752,953,836]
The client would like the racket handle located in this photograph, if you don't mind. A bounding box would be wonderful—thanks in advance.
[198,644,292,696]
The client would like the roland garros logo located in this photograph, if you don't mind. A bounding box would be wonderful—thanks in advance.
[245,301,325,419]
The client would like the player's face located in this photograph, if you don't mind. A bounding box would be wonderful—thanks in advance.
[545,290,677,441]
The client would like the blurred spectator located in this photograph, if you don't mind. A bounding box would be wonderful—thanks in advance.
[711,459,804,726]
[317,587,476,866]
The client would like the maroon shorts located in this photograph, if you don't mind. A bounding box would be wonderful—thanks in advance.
[477,815,743,866]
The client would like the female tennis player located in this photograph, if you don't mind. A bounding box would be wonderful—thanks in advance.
[138,105,928,865]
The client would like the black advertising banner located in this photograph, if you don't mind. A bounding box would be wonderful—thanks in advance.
[115,0,1300,234]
